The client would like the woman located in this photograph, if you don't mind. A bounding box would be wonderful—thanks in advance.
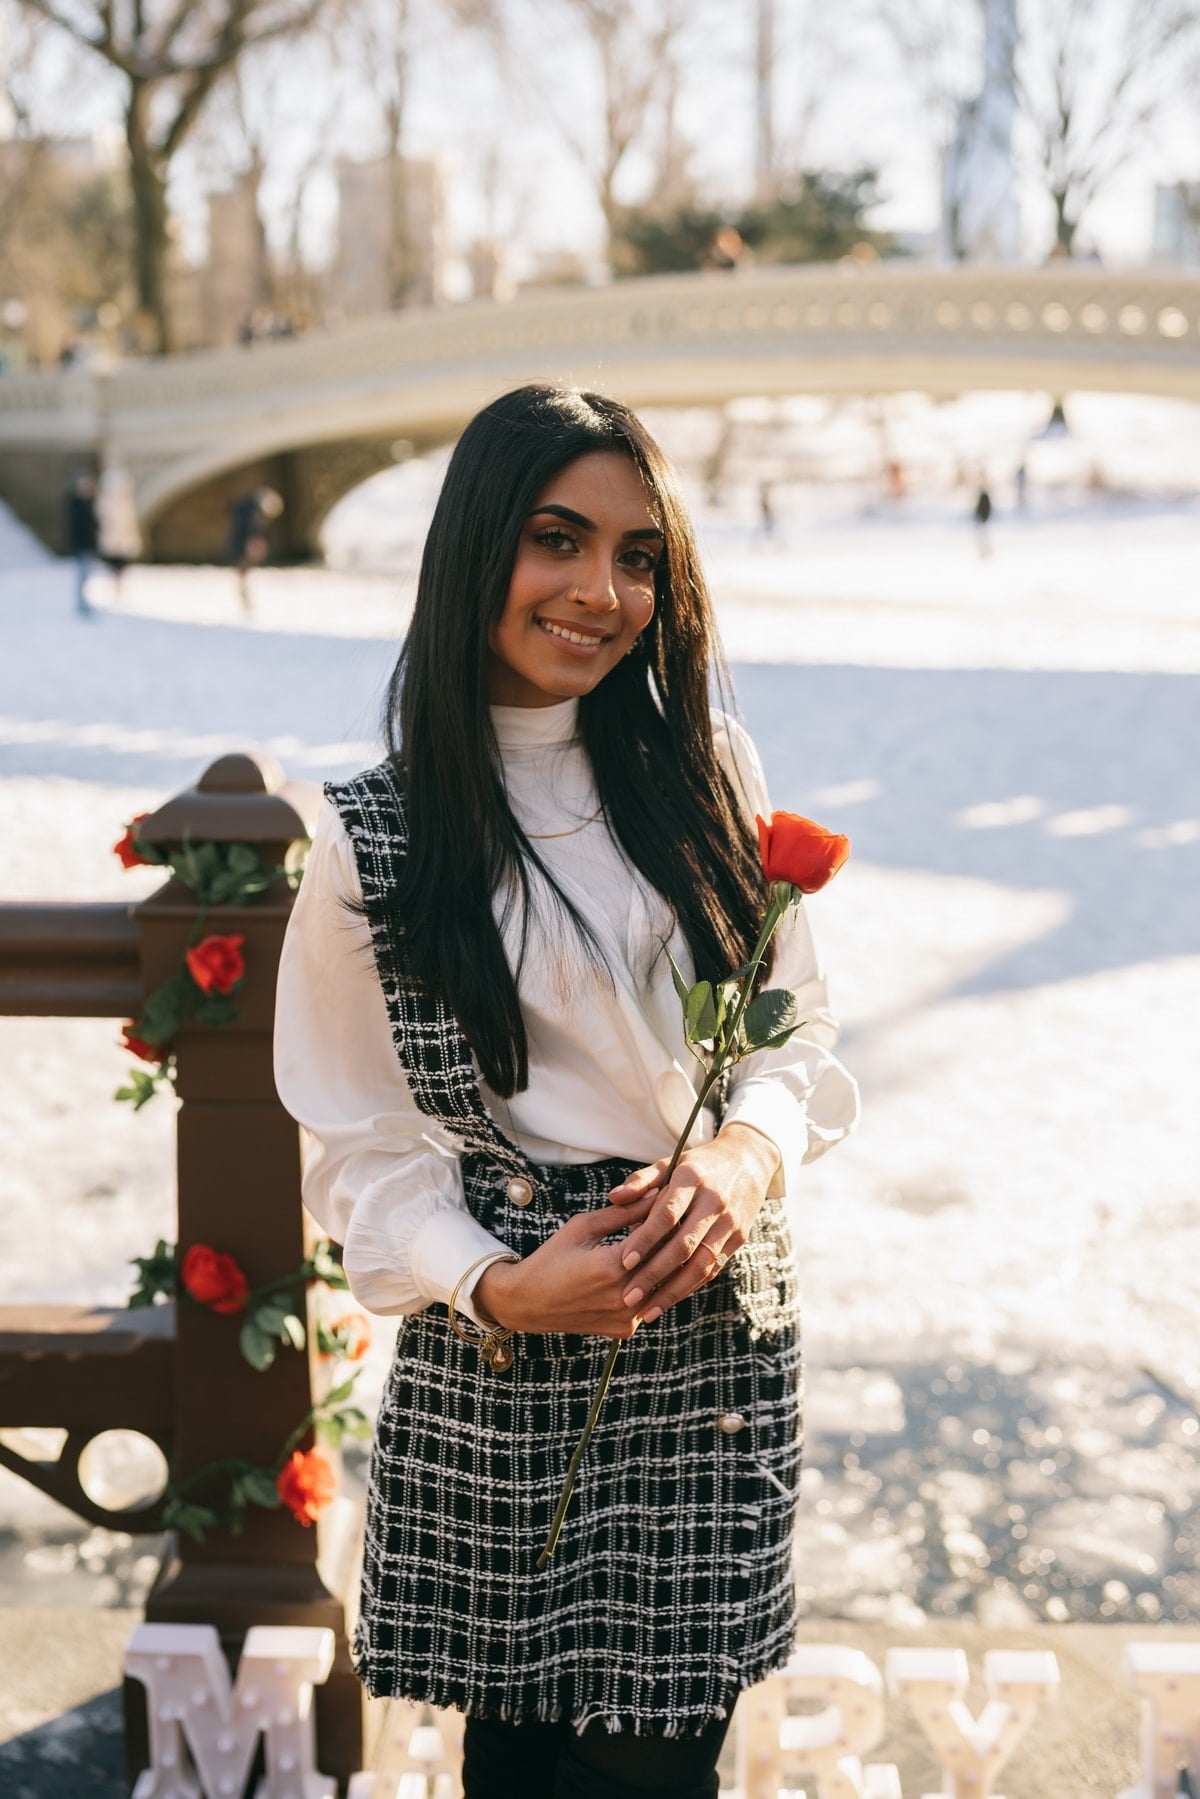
[275,385,858,1798]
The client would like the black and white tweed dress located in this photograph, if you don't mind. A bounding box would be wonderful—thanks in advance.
[327,761,804,1734]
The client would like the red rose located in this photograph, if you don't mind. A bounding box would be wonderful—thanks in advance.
[185,933,246,996]
[320,1312,371,1363]
[121,1023,165,1063]
[276,1448,337,1527]
[180,1243,250,1314]
[113,814,151,869]
[756,811,851,893]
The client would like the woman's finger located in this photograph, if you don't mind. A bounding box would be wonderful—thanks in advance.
[573,1190,658,1241]
[607,1159,670,1204]
[640,1220,735,1321]
[620,1191,725,1309]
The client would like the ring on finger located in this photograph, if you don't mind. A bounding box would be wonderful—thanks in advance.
[701,1247,728,1280]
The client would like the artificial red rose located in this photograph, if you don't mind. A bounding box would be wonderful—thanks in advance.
[320,1312,371,1363]
[756,811,850,894]
[185,933,246,996]
[276,1447,337,1527]
[180,1243,250,1315]
[121,1023,165,1064]
[113,814,151,869]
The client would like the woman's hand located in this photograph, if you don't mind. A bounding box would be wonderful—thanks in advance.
[604,1123,781,1322]
[474,1190,660,1339]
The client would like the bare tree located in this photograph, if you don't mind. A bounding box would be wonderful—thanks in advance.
[17,0,334,350]
[875,0,993,259]
[1015,0,1199,255]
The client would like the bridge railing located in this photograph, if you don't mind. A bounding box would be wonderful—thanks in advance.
[0,751,365,1791]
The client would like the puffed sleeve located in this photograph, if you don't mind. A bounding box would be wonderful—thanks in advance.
[712,711,860,1198]
[274,799,515,1325]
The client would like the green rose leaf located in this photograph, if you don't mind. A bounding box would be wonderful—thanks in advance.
[742,987,800,1051]
[239,1320,278,1372]
[339,1407,374,1440]
[325,1376,358,1406]
[665,945,691,1010]
[239,1467,282,1509]
[315,1414,344,1448]
[685,980,718,1044]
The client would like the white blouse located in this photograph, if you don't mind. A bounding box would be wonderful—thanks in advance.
[274,699,858,1326]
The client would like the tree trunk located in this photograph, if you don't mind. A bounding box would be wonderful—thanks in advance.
[1053,187,1076,255]
[126,81,173,354]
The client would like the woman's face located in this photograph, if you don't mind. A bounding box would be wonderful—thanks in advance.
[487,451,663,707]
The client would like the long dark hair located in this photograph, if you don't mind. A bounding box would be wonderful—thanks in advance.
[385,383,767,1097]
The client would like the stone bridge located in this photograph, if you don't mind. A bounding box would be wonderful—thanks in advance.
[2,262,1198,561]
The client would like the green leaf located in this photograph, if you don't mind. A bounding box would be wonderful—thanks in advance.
[239,1321,278,1372]
[742,987,800,1051]
[324,1376,358,1406]
[685,980,718,1044]
[162,1499,219,1543]
[239,1467,282,1509]
[115,1068,163,1111]
[665,945,692,1010]
[194,992,238,1027]
[280,1313,306,1352]
[253,1299,293,1335]
[338,1407,373,1440]
[314,1414,344,1448]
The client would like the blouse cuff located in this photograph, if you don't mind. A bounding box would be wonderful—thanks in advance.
[409,1207,517,1329]
[722,1080,804,1200]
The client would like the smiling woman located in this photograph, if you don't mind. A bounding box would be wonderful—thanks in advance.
[273,384,858,1799]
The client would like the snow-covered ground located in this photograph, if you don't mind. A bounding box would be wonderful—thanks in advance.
[1,392,1197,1626]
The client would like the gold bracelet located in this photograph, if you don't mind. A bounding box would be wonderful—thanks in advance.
[447,1252,520,1372]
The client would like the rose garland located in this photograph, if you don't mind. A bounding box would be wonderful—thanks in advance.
[129,1235,364,1373]
[116,805,356,1537]
[537,810,852,1567]
[112,815,304,1108]
[159,1375,372,1541]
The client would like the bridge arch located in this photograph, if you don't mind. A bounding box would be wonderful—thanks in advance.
[2,263,1198,558]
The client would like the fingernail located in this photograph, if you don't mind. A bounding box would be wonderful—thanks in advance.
[624,1287,644,1308]
[644,1306,662,1323]
[622,1250,640,1270]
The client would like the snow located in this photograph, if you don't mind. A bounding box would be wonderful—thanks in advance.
[0,390,1197,1623]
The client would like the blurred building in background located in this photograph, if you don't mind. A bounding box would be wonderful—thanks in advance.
[942,0,1020,263]
[1154,183,1200,267]
[332,154,448,316]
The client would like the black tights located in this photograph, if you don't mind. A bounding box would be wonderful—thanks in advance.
[461,1709,735,1799]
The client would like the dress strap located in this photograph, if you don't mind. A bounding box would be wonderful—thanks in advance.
[325,762,536,1187]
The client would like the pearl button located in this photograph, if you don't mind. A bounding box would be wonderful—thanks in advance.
[505,1176,533,1207]
[717,1411,747,1435]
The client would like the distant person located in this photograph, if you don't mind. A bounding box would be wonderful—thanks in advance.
[1015,462,1028,512]
[227,486,282,613]
[704,225,745,272]
[973,485,993,559]
[64,471,99,617]
[96,464,143,602]
[885,458,907,501]
[759,480,775,535]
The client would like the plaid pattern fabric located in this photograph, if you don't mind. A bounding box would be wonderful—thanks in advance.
[326,762,804,1733]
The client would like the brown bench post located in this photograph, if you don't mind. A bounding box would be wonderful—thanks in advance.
[124,751,365,1790]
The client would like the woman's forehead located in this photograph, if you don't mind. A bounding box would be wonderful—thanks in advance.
[532,451,659,527]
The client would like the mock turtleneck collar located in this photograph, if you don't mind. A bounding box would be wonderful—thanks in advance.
[490,696,580,751]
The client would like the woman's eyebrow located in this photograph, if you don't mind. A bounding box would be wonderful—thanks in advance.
[529,503,664,541]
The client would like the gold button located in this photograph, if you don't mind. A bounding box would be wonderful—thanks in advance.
[717,1411,747,1435]
[505,1176,533,1208]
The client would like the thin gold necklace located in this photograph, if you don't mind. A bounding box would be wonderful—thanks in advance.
[526,803,604,841]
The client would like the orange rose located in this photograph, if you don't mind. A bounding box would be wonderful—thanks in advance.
[113,814,151,869]
[756,811,850,893]
[180,1243,250,1314]
[320,1312,371,1362]
[121,1023,165,1063]
[276,1447,337,1526]
[185,933,246,996]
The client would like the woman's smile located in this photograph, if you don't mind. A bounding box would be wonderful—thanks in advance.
[535,616,615,652]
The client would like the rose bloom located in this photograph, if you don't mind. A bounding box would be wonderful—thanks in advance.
[756,811,850,894]
[180,1243,250,1315]
[121,1023,164,1064]
[321,1312,371,1363]
[185,933,246,996]
[113,814,151,870]
[276,1447,337,1527]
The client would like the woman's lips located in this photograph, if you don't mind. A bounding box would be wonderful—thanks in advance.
[536,617,613,653]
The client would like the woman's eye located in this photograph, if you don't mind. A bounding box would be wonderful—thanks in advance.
[621,547,659,574]
[533,527,577,553]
